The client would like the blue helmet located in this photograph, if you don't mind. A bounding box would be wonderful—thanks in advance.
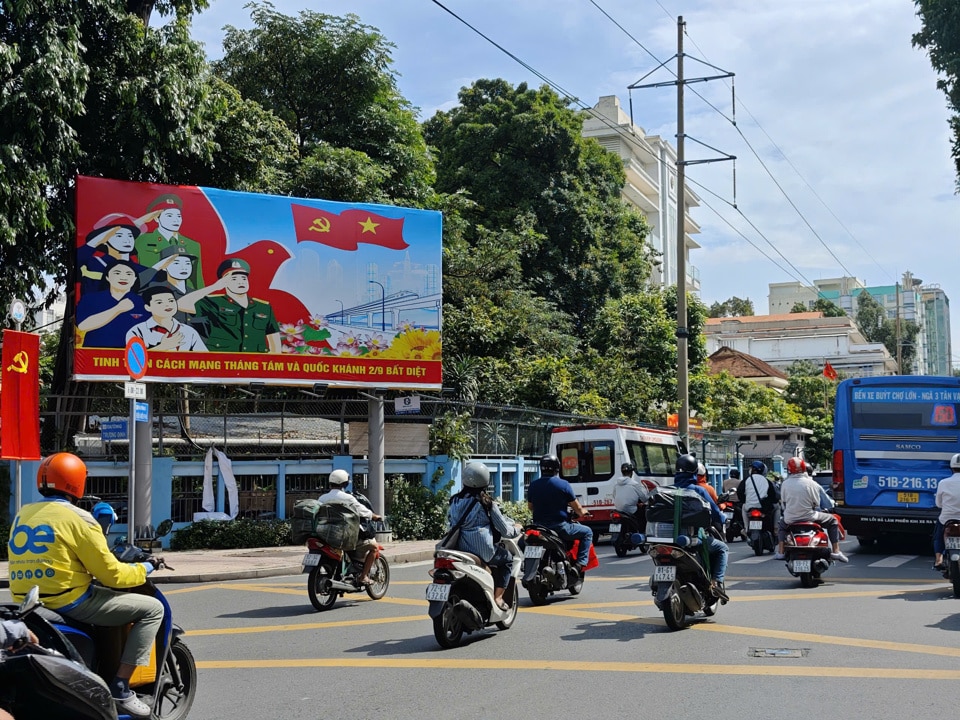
[750,460,767,475]
[91,502,117,534]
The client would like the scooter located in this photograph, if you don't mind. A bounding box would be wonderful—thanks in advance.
[783,521,833,588]
[940,520,960,597]
[520,525,585,605]
[718,490,744,543]
[426,537,523,648]
[302,537,391,611]
[745,506,776,556]
[648,526,727,631]
[1,531,197,720]
[610,509,647,557]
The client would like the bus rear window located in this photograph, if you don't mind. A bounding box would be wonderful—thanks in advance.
[557,441,614,482]
[852,402,960,430]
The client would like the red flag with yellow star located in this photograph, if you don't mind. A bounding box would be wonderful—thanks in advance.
[291,204,408,251]
[1,330,40,459]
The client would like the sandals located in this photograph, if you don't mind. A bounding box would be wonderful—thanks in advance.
[358,576,374,587]
[495,600,510,612]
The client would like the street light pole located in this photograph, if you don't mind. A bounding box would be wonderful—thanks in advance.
[335,299,344,324]
[368,280,385,332]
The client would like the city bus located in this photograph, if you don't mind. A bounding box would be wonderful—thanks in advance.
[832,375,960,545]
[547,424,684,537]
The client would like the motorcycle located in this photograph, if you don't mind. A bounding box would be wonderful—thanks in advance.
[610,510,647,558]
[426,537,523,648]
[783,521,833,588]
[745,506,776,556]
[940,520,960,597]
[520,525,586,605]
[647,524,727,631]
[302,536,390,611]
[718,490,744,543]
[1,535,197,720]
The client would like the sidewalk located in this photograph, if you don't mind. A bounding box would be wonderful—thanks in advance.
[0,539,439,587]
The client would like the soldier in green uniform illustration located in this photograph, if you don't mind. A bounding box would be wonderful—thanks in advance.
[177,258,281,353]
[135,193,204,289]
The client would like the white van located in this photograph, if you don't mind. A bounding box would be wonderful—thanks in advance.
[546,423,684,536]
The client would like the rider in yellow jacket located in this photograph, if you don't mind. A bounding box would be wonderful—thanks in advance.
[7,453,161,718]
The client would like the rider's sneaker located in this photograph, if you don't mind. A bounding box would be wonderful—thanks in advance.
[114,690,151,718]
[773,551,786,560]
[830,551,849,563]
[933,562,947,572]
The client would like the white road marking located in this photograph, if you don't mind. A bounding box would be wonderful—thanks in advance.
[867,555,918,568]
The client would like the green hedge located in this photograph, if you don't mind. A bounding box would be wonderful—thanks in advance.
[169,518,294,550]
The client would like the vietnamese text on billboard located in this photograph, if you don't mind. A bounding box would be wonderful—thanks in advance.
[72,176,442,388]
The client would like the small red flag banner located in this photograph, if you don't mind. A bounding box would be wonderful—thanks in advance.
[1,330,41,459]
[823,362,838,381]
[291,204,408,251]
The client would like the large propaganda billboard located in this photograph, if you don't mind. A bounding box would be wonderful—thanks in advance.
[73,176,442,388]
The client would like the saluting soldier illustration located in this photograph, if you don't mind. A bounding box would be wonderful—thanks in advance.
[135,193,205,290]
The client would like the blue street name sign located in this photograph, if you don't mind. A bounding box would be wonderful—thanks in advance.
[134,401,149,423]
[100,420,127,441]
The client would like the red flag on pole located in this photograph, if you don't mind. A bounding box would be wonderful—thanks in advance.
[823,362,838,381]
[291,204,408,251]
[1,330,41,459]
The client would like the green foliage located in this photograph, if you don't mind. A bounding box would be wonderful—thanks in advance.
[709,297,754,317]
[701,371,801,429]
[388,473,451,540]
[498,499,531,527]
[429,412,474,460]
[913,0,960,189]
[855,291,919,373]
[789,299,845,317]
[801,414,834,469]
[169,518,294,550]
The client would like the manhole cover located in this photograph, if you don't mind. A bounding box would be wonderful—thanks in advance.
[749,648,808,658]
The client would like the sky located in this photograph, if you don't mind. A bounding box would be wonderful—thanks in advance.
[189,0,960,365]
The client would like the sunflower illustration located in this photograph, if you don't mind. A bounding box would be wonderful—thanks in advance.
[381,328,442,361]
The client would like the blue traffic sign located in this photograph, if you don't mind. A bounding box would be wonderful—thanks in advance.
[134,401,149,423]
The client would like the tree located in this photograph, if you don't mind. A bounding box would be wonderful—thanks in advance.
[791,298,845,317]
[913,0,960,190]
[855,291,919,373]
[214,2,433,205]
[709,296,754,317]
[700,371,801,429]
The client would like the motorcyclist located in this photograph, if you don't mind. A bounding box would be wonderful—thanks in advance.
[527,454,594,574]
[775,457,849,563]
[613,462,650,522]
[696,463,718,502]
[722,468,741,493]
[932,453,960,571]
[7,453,162,718]
[317,469,383,586]
[447,462,522,610]
[737,460,780,531]
[672,454,730,600]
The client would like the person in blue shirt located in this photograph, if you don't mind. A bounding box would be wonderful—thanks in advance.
[76,258,147,349]
[447,462,522,611]
[673,453,730,600]
[526,454,593,573]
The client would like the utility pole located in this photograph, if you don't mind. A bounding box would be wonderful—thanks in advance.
[895,277,902,373]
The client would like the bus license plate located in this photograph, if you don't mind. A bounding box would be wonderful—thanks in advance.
[792,559,811,573]
[524,545,544,559]
[946,537,960,550]
[302,553,321,567]
[608,523,621,533]
[897,492,919,504]
[653,565,676,582]
[749,521,763,530]
[425,584,451,602]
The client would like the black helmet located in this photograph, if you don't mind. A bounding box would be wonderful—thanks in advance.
[750,460,767,475]
[729,469,740,479]
[676,454,698,473]
[621,462,636,475]
[540,454,561,474]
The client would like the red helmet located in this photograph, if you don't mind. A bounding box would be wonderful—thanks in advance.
[37,453,87,500]
[786,457,807,475]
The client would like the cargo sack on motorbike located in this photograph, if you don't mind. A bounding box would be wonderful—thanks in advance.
[645,487,712,529]
[312,503,361,551]
[291,499,324,544]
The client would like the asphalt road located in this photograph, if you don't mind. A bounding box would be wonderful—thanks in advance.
[9,536,960,720]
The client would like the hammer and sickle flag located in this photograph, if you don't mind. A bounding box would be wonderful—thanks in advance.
[291,203,408,251]
[1,330,40,459]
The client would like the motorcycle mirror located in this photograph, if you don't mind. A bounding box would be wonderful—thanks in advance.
[18,586,41,616]
[155,519,173,538]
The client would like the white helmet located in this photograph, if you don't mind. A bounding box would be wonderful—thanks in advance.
[462,462,490,489]
[696,463,706,477]
[951,454,960,471]
[329,469,350,487]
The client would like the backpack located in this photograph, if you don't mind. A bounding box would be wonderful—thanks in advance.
[644,486,712,529]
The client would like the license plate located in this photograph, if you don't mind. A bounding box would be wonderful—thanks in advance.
[608,523,621,533]
[302,553,321,567]
[723,511,733,521]
[946,537,960,550]
[653,565,676,582]
[897,492,919,504]
[524,545,544,559]
[792,559,811,572]
[425,584,451,601]
[749,521,763,530]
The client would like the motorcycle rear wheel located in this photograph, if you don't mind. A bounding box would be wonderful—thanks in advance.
[152,639,197,720]
[614,539,629,558]
[568,568,584,596]
[950,561,960,599]
[662,591,688,630]
[495,583,519,630]
[799,572,817,588]
[365,557,391,600]
[308,564,339,611]
[527,581,549,606]
[751,534,764,556]
[433,596,465,648]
